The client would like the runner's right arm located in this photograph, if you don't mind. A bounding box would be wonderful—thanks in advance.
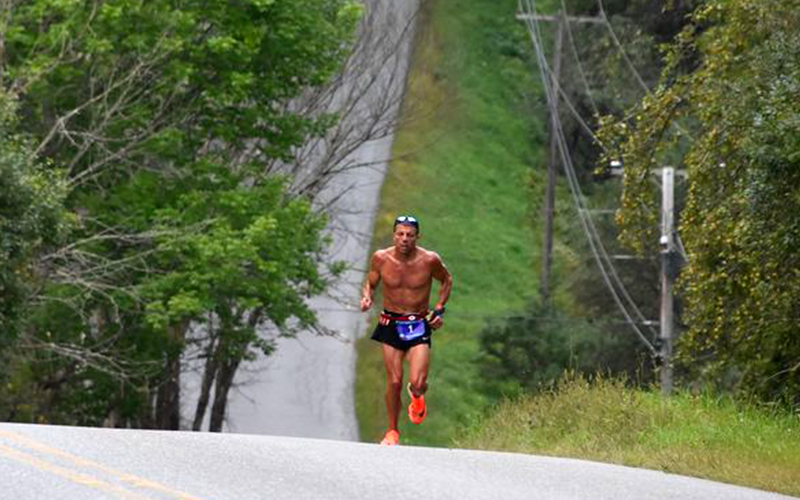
[360,252,382,311]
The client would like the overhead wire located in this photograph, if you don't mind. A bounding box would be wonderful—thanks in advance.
[551,71,608,152]
[524,6,607,151]
[524,0,669,333]
[520,0,658,355]
[560,0,601,117]
[596,0,652,97]
[596,0,695,144]
[525,1,657,339]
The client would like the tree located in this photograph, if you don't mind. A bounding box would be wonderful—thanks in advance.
[480,301,654,395]
[597,0,800,404]
[0,0,363,426]
[0,92,69,340]
[270,0,417,199]
[140,172,332,431]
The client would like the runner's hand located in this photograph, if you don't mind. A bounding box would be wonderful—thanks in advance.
[429,307,445,330]
[360,295,372,312]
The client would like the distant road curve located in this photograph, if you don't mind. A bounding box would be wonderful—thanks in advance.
[1,423,796,500]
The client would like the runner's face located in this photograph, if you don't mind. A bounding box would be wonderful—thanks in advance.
[393,224,419,254]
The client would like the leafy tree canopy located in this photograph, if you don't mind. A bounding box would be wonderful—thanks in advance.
[0,0,361,426]
[597,0,800,404]
[0,92,69,339]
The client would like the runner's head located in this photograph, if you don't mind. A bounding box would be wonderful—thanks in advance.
[393,215,419,254]
[393,215,419,235]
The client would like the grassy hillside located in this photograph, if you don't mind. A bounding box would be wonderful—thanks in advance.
[355,0,551,446]
[456,376,800,497]
[353,1,800,497]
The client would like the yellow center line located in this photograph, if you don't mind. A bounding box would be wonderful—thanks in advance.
[0,443,152,500]
[0,429,206,500]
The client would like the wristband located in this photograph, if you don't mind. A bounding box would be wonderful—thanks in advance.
[432,307,446,318]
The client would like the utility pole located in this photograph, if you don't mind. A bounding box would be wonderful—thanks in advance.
[520,8,684,396]
[659,167,675,395]
[516,11,603,302]
[540,11,564,303]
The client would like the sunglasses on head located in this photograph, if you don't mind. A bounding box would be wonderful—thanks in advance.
[394,215,419,229]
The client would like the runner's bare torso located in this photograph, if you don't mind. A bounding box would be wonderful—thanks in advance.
[371,246,444,314]
[360,223,451,323]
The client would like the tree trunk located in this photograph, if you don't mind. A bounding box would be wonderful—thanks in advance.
[208,356,241,432]
[192,333,219,431]
[155,354,181,429]
[155,320,189,430]
[207,308,262,432]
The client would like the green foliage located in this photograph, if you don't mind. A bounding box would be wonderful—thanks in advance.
[479,301,653,394]
[598,0,800,404]
[0,0,361,425]
[0,92,69,339]
[7,0,361,180]
[143,171,329,344]
[457,374,800,496]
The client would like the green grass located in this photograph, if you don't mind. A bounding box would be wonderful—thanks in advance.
[455,375,800,497]
[354,1,800,496]
[354,0,549,446]
[353,0,800,496]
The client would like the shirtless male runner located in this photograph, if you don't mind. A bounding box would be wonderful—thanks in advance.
[360,215,453,446]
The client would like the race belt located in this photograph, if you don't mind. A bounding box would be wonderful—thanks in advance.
[379,311,429,325]
[380,311,429,341]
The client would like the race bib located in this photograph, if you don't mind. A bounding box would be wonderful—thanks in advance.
[395,319,426,341]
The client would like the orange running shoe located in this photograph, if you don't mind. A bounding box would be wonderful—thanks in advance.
[380,429,399,446]
[407,383,427,425]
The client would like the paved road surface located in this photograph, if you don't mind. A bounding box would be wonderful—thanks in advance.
[1,423,796,500]
[183,0,418,440]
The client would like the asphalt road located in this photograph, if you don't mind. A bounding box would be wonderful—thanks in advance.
[1,422,796,500]
[183,0,418,440]
[218,138,394,439]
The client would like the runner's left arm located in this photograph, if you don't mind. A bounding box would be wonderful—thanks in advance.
[430,253,452,328]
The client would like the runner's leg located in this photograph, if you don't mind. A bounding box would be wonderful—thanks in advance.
[382,343,405,431]
[406,344,430,397]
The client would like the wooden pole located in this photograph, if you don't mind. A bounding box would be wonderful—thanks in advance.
[660,167,675,395]
[540,12,564,302]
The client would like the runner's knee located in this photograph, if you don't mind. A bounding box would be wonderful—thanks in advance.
[409,375,427,395]
[386,373,403,390]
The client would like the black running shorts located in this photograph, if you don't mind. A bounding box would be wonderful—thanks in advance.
[371,311,432,351]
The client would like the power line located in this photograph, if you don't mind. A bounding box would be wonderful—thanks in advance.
[522,8,608,303]
[560,0,601,117]
[595,0,695,144]
[540,15,656,341]
[596,0,652,97]
[517,10,607,152]
[551,72,608,152]
[522,1,658,338]
[520,0,658,355]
